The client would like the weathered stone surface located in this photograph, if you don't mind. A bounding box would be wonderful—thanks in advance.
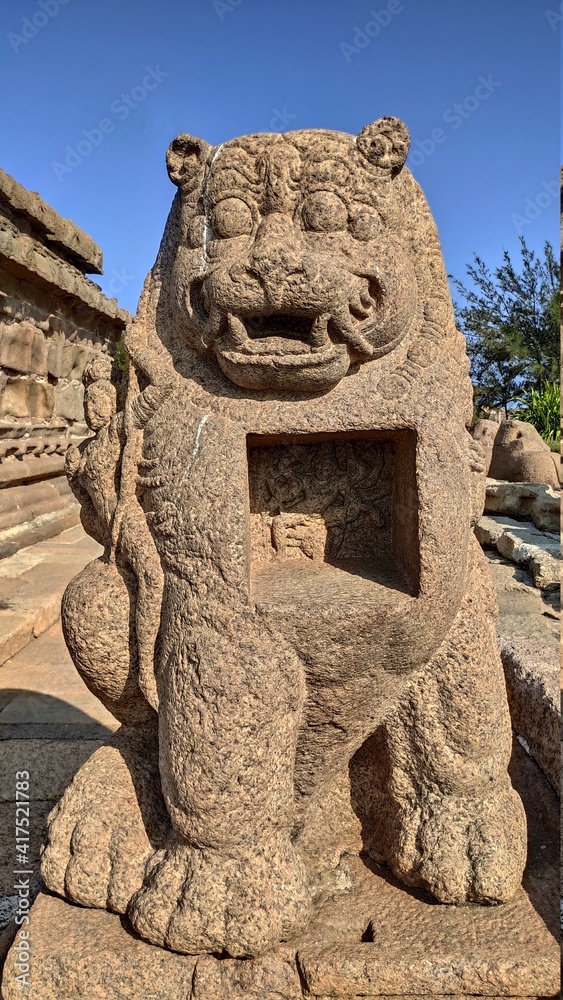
[0,171,117,560]
[191,949,303,998]
[0,322,48,376]
[501,629,559,793]
[0,170,126,551]
[0,605,121,959]
[53,382,84,422]
[28,380,54,420]
[0,172,128,532]
[0,740,105,803]
[488,419,560,489]
[60,343,97,381]
[46,338,63,378]
[1,894,197,1000]
[0,920,18,971]
[472,417,499,475]
[41,120,527,964]
[302,741,559,997]
[0,220,127,327]
[484,478,560,533]
[0,620,118,733]
[0,284,124,366]
[476,515,560,589]
[0,378,54,421]
[0,480,72,532]
[0,166,103,274]
[0,454,66,487]
[485,552,560,793]
[0,799,55,903]
[0,379,30,419]
[0,424,71,458]
[308,994,552,999]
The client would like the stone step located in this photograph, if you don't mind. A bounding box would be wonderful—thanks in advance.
[0,506,80,560]
[0,525,101,666]
[0,620,118,736]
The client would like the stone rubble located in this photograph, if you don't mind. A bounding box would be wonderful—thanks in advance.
[484,477,560,533]
[487,418,560,490]
[476,514,560,590]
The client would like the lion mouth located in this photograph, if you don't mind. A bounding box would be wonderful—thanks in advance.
[225,313,331,356]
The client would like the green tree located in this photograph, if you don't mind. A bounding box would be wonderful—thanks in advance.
[451,238,560,413]
[514,382,560,449]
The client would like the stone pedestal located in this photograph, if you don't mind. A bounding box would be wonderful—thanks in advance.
[1,744,558,1000]
[1,873,557,999]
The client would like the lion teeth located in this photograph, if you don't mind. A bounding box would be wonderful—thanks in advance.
[331,305,374,357]
[226,312,332,355]
[227,314,249,348]
[310,314,329,350]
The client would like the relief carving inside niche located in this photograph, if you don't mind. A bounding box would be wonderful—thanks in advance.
[248,438,394,570]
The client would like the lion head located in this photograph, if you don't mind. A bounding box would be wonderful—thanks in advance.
[149,117,423,392]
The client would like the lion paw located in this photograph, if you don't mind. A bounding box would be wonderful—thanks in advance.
[384,784,527,904]
[41,727,169,914]
[128,832,312,957]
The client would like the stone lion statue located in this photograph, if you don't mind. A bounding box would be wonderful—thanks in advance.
[42,118,526,958]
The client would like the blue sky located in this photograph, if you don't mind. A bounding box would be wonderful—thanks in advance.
[0,0,559,313]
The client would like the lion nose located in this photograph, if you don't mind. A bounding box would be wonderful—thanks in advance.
[249,213,304,307]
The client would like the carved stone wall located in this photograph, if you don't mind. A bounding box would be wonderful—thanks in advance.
[0,167,130,555]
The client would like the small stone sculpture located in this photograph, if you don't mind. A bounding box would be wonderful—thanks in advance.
[472,417,499,475]
[42,118,527,959]
[488,417,560,489]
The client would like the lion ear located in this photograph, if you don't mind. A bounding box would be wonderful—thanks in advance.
[166,134,211,189]
[356,117,410,174]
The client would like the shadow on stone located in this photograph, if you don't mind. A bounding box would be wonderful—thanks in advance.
[508,738,560,941]
[349,732,559,945]
[0,687,116,734]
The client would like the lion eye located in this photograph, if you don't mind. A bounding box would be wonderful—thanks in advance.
[211,198,253,238]
[302,191,348,232]
[349,208,379,242]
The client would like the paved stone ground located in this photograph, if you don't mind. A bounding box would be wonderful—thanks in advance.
[0,524,103,667]
[0,526,115,958]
